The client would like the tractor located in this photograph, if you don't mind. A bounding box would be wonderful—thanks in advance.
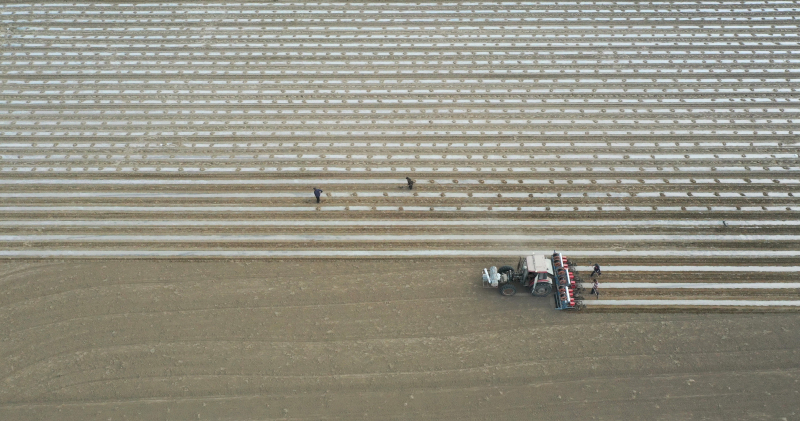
[482,252,583,310]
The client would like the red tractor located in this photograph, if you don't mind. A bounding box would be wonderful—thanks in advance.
[482,252,583,310]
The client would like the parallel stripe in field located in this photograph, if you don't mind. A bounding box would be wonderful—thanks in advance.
[5,99,798,106]
[1,206,797,212]
[3,98,797,105]
[3,153,798,161]
[4,234,800,242]
[3,168,799,181]
[2,131,798,136]
[0,142,793,149]
[0,191,796,199]
[585,300,800,306]
[1,178,796,186]
[573,266,800,272]
[2,7,797,13]
[2,250,800,259]
[578,283,800,289]
[1,220,796,227]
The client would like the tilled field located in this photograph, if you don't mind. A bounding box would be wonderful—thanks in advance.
[1,1,800,419]
[2,259,800,420]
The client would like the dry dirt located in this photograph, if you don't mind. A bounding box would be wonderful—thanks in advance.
[1,258,799,420]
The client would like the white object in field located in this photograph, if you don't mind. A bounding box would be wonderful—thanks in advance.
[489,266,500,288]
[586,300,800,307]
[544,255,556,276]
[529,254,550,274]
[482,267,500,288]
[578,282,800,289]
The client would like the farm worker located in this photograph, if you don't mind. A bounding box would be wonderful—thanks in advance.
[406,177,415,190]
[591,280,599,298]
[313,187,323,203]
[592,263,601,276]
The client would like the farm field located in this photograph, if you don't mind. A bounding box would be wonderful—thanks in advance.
[1,1,799,419]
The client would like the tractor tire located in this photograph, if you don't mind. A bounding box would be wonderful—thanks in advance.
[498,265,515,274]
[532,283,552,297]
[499,284,517,296]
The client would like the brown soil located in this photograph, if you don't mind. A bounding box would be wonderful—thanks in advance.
[1,259,798,420]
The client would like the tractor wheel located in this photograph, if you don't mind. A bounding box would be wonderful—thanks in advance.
[498,265,515,274]
[499,284,517,296]
[532,283,552,297]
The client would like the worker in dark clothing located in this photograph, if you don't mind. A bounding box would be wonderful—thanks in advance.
[592,263,601,276]
[313,187,323,203]
[591,279,599,298]
[406,177,415,190]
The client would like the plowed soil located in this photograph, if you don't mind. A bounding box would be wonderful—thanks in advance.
[1,259,799,420]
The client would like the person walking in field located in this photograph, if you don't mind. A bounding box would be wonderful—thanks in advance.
[591,279,599,299]
[313,187,323,203]
[406,177,415,190]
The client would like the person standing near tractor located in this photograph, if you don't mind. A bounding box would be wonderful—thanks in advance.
[313,187,323,203]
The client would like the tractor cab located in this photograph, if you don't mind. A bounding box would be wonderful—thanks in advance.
[521,253,554,296]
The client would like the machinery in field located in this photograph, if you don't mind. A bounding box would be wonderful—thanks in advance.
[482,252,583,310]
